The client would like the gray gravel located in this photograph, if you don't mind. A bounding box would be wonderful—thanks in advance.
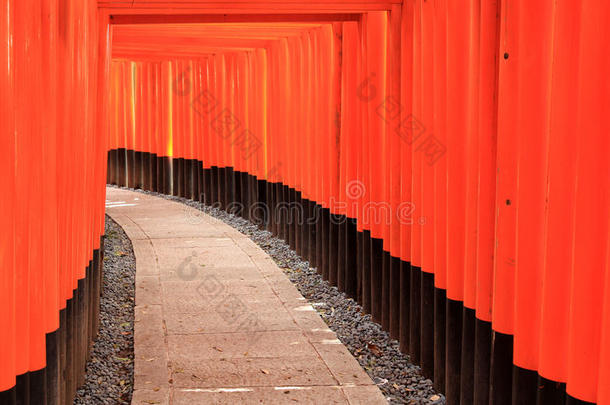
[75,215,135,405]
[116,185,445,405]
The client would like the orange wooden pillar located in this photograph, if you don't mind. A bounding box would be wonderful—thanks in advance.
[327,23,342,288]
[363,11,387,326]
[512,1,554,401]
[419,0,435,378]
[385,4,402,344]
[398,0,414,357]
[566,1,610,402]
[156,60,163,193]
[473,0,500,403]
[199,58,212,202]
[491,0,520,402]
[460,1,481,402]
[408,0,423,364]
[13,0,36,388]
[355,13,370,316]
[311,29,324,269]
[41,2,61,400]
[430,0,447,392]
[171,59,182,197]
[300,33,315,265]
[536,2,580,402]
[0,0,16,397]
[444,1,472,402]
[340,21,361,300]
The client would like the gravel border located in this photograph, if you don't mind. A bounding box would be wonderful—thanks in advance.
[111,185,445,404]
[75,215,136,405]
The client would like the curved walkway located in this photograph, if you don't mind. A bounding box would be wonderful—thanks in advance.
[105,187,386,405]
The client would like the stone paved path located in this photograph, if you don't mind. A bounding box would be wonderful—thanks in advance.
[105,187,387,405]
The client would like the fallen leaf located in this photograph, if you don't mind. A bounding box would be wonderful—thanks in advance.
[260,369,269,375]
[213,346,223,352]
[153,387,160,392]
[142,401,160,404]
[367,343,383,357]
[430,395,440,401]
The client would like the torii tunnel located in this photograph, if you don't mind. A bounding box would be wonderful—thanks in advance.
[1,1,609,404]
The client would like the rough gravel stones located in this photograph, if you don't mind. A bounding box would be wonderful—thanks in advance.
[74,216,135,405]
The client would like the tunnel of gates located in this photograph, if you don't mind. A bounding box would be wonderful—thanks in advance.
[1,1,610,404]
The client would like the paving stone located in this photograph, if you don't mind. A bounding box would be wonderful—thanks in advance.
[164,310,299,335]
[168,356,337,388]
[312,342,376,386]
[130,387,170,405]
[342,385,389,405]
[136,276,163,306]
[167,331,317,360]
[172,386,349,404]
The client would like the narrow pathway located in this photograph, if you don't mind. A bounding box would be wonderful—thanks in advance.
[105,187,387,405]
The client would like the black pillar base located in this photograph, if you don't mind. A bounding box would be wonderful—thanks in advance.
[512,366,538,405]
[370,237,383,324]
[381,250,390,331]
[421,271,435,379]
[409,265,422,363]
[445,298,463,404]
[134,151,143,189]
[399,260,411,354]
[345,219,358,299]
[490,331,513,405]
[117,148,127,187]
[337,219,347,293]
[127,149,136,188]
[460,307,476,404]
[328,215,339,287]
[361,230,372,315]
[474,318,492,405]
[434,287,446,393]
[536,376,566,405]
